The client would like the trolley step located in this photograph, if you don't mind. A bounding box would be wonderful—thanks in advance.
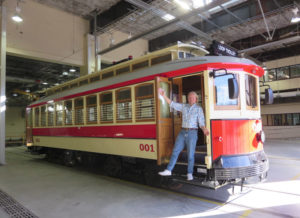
[178,150,206,165]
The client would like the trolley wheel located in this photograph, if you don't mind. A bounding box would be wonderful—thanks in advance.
[104,156,122,178]
[63,150,76,167]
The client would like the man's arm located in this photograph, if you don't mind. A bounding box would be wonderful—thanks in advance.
[158,88,171,105]
[200,126,210,136]
[198,107,210,136]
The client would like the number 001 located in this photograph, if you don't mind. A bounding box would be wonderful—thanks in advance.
[139,144,155,152]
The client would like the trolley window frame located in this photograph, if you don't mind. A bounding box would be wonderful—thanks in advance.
[116,87,132,122]
[135,83,155,122]
[245,74,259,111]
[213,72,241,110]
[100,91,113,123]
[75,98,84,125]
[86,95,98,124]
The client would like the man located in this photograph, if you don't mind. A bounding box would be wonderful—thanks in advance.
[158,88,209,181]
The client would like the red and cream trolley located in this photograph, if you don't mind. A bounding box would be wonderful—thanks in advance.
[26,43,271,188]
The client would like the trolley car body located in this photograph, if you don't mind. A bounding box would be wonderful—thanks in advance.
[26,44,269,187]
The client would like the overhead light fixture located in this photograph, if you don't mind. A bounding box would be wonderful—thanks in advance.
[12,14,23,23]
[291,7,300,23]
[162,13,176,21]
[12,0,23,23]
[192,0,205,9]
[25,89,30,93]
[174,0,191,11]
[13,93,18,97]
[62,71,69,75]
[69,68,76,73]
[42,82,48,85]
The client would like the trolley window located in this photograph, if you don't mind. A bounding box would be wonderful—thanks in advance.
[79,79,88,86]
[65,100,73,125]
[87,95,97,123]
[135,84,155,121]
[26,108,33,127]
[41,106,46,126]
[100,92,113,122]
[90,75,100,83]
[34,107,39,127]
[116,88,132,121]
[102,71,114,79]
[245,74,258,109]
[47,103,54,126]
[75,98,84,124]
[214,74,239,108]
[56,102,64,126]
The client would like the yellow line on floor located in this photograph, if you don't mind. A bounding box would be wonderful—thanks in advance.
[291,173,300,180]
[239,209,252,218]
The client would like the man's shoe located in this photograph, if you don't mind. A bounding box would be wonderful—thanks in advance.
[187,173,193,181]
[158,169,172,176]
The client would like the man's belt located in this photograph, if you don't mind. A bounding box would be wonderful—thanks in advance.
[182,128,198,131]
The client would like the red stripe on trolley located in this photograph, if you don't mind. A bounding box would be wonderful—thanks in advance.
[32,124,156,139]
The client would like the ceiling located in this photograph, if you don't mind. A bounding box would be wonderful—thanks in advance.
[6,0,300,106]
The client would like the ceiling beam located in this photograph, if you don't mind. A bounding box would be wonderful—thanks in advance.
[126,0,213,40]
[98,0,230,55]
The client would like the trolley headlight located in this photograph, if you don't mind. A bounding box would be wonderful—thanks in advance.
[256,130,265,143]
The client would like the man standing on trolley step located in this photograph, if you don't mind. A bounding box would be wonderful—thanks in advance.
[158,88,209,181]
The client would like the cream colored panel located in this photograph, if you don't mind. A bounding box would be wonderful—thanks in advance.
[264,55,300,69]
[261,103,300,115]
[260,78,300,92]
[32,136,157,160]
[264,126,300,139]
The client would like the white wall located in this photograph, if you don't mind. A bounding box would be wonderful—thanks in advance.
[5,0,89,66]
[99,30,148,62]
[5,107,26,141]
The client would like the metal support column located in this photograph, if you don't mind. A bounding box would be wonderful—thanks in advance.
[94,10,101,73]
[0,2,6,165]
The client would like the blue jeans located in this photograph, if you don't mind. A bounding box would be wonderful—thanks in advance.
[167,129,198,174]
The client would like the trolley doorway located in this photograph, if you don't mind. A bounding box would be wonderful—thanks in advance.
[171,73,207,167]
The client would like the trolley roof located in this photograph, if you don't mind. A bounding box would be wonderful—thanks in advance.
[29,49,263,108]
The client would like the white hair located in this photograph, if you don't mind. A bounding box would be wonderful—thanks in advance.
[188,91,198,100]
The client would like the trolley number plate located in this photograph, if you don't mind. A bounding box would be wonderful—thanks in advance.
[139,144,155,152]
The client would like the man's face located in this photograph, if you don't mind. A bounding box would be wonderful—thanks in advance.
[188,93,197,106]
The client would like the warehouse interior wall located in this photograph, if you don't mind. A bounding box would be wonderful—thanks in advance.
[5,107,26,143]
[99,30,148,63]
[262,55,300,139]
[264,55,300,69]
[5,0,89,66]
[5,0,149,74]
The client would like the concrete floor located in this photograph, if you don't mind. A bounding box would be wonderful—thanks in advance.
[0,140,300,218]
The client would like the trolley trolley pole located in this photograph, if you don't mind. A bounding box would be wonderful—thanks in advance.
[0,2,6,165]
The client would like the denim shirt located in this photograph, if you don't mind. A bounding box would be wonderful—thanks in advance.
[170,101,205,128]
